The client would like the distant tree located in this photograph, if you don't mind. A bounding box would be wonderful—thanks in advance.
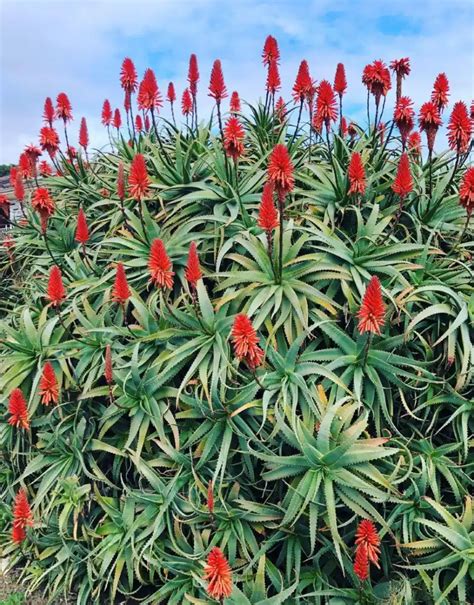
[0,164,13,178]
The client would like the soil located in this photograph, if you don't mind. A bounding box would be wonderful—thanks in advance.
[0,570,69,605]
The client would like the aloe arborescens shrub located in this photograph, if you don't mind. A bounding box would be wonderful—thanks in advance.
[0,46,473,604]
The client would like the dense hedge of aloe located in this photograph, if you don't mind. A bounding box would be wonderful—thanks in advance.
[0,58,473,605]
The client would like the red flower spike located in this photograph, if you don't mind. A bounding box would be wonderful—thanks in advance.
[23,147,40,180]
[56,92,73,122]
[353,542,369,581]
[258,181,278,232]
[355,519,381,568]
[47,265,66,307]
[31,185,54,212]
[117,161,126,201]
[267,144,294,198]
[408,131,422,155]
[12,521,26,544]
[43,97,55,126]
[209,59,227,102]
[207,480,214,514]
[24,144,42,165]
[459,167,474,215]
[8,389,29,430]
[292,60,312,103]
[392,153,413,198]
[266,60,281,94]
[9,166,18,188]
[79,117,89,149]
[390,58,411,100]
[39,126,60,156]
[223,116,245,161]
[204,547,233,600]
[188,54,199,96]
[39,160,52,176]
[12,489,33,544]
[144,114,150,131]
[39,362,59,406]
[128,154,150,201]
[0,194,9,208]
[181,88,193,116]
[334,63,347,97]
[113,108,122,130]
[419,101,442,153]
[262,35,280,65]
[137,68,163,112]
[120,57,138,94]
[447,101,471,153]
[275,96,286,122]
[113,262,131,305]
[18,154,32,179]
[431,73,450,111]
[390,57,411,79]
[75,208,89,244]
[167,82,176,104]
[32,187,55,232]
[357,276,385,335]
[135,114,143,132]
[362,60,391,105]
[18,152,32,179]
[104,344,113,385]
[348,152,366,196]
[394,96,415,148]
[231,314,264,369]
[101,99,113,126]
[185,242,202,289]
[148,239,174,289]
[230,91,241,113]
[316,80,338,127]
[14,173,25,202]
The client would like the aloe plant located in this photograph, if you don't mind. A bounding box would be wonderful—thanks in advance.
[0,43,472,605]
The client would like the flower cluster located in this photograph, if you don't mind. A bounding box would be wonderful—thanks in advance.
[357,276,385,335]
[267,144,294,200]
[149,239,174,289]
[31,188,55,232]
[232,314,264,369]
[362,60,391,105]
[204,547,233,600]
[353,520,381,581]
[223,116,245,160]
[12,489,33,544]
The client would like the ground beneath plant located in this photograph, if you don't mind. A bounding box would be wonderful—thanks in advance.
[0,568,69,605]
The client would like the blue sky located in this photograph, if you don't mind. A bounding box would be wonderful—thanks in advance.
[1,0,473,163]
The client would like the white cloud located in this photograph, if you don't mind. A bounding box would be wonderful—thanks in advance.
[0,0,473,162]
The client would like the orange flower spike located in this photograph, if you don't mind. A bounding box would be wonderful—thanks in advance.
[12,488,33,544]
[8,388,29,430]
[204,547,233,600]
[39,362,59,406]
[357,276,385,335]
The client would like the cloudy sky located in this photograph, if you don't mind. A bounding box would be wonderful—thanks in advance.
[1,0,473,163]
